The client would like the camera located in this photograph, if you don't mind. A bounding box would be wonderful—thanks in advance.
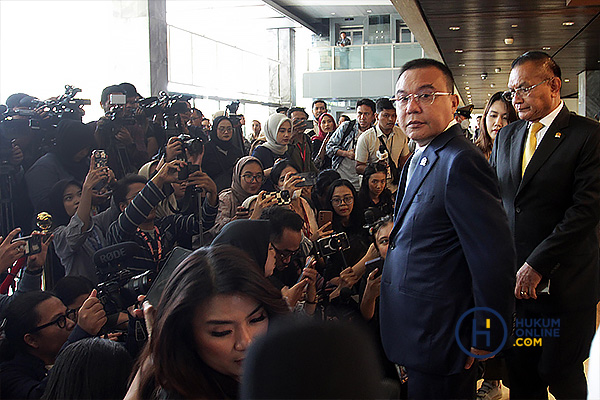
[316,232,350,257]
[266,190,291,206]
[178,162,200,181]
[97,269,154,315]
[11,234,42,256]
[174,134,203,180]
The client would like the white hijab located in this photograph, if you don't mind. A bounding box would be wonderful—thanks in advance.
[262,113,291,156]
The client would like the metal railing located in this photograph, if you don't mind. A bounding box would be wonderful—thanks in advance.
[307,42,423,72]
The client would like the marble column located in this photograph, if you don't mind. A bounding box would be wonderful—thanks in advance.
[148,0,168,96]
[578,70,600,119]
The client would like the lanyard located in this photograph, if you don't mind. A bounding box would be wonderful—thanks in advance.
[296,142,306,164]
[137,226,163,264]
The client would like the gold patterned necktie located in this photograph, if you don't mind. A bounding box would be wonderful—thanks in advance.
[522,122,544,177]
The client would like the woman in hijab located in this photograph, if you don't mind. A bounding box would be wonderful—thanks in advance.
[312,112,337,170]
[25,120,96,213]
[251,113,292,180]
[202,116,244,192]
[211,156,265,235]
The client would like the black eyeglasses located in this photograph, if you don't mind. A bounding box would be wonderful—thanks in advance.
[271,243,300,259]
[29,309,76,333]
[331,195,354,206]
[241,173,264,183]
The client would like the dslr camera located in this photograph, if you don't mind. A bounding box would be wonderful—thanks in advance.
[175,134,203,180]
[316,232,350,257]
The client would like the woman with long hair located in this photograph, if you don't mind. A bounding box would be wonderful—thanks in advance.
[357,163,394,218]
[475,91,518,160]
[128,245,289,399]
[312,112,337,169]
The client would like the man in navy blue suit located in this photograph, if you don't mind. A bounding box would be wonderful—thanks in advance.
[380,58,516,399]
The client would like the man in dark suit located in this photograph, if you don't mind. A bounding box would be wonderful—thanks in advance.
[380,58,516,399]
[491,51,600,399]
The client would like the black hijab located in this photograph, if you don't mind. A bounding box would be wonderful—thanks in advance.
[52,120,95,182]
[211,219,271,272]
[209,116,235,151]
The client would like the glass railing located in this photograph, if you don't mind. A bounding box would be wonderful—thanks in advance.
[307,42,423,72]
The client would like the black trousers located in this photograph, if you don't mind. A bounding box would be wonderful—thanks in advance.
[405,364,477,399]
[505,303,596,400]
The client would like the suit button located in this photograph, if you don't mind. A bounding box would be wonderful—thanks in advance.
[515,207,521,213]
[389,243,396,250]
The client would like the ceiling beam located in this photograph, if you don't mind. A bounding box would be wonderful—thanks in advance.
[263,0,322,33]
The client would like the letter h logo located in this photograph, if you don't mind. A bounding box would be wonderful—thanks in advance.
[472,318,491,348]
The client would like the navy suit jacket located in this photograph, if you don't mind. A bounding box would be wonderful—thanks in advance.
[380,124,516,375]
[491,105,600,312]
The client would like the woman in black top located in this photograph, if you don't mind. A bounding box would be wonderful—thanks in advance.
[358,163,394,219]
[202,116,243,192]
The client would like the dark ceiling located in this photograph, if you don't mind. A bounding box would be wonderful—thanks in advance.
[405,0,600,108]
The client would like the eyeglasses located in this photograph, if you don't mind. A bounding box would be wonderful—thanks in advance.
[29,309,77,333]
[392,92,452,107]
[241,173,264,183]
[271,243,300,260]
[217,126,233,133]
[502,78,552,102]
[331,196,354,206]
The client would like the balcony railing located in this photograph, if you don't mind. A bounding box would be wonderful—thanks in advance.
[307,42,423,72]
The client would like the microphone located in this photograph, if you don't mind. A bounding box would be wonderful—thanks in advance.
[0,105,7,114]
[93,242,140,269]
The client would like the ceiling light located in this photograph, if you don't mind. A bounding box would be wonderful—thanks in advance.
[458,63,466,67]
[455,49,463,53]
[562,21,574,26]
[466,91,471,94]
[465,86,470,90]
[449,26,460,31]
[490,83,495,88]
[565,79,570,82]
[366,9,372,13]
[511,24,518,28]
[504,37,514,45]
[331,12,336,15]
[488,93,491,96]
[495,67,502,73]
[542,46,551,50]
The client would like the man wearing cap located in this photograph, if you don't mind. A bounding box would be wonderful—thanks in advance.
[491,51,600,399]
[454,104,474,140]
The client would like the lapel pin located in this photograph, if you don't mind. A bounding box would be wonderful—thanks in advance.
[420,157,428,166]
[555,132,561,138]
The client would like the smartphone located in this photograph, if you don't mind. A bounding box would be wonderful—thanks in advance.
[12,234,42,256]
[305,120,314,129]
[109,93,127,105]
[365,257,384,278]
[92,149,108,169]
[295,171,317,187]
[317,210,333,228]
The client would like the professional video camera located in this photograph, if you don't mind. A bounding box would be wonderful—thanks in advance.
[93,242,155,315]
[138,91,192,139]
[104,93,136,127]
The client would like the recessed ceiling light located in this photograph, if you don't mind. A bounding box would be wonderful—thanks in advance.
[466,91,471,94]
[565,79,570,82]
[455,49,463,53]
[366,9,372,13]
[542,46,551,50]
[511,24,518,28]
[488,93,491,96]
[504,37,514,45]
[495,68,502,73]
[449,26,460,31]
[465,86,470,90]
[562,21,574,26]
[458,63,466,67]
[331,12,336,15]
[490,83,495,88]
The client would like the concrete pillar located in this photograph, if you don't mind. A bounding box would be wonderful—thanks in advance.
[148,0,168,96]
[578,70,600,119]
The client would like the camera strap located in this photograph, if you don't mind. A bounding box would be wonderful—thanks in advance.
[137,226,163,264]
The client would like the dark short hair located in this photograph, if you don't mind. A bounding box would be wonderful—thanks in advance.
[312,99,327,109]
[271,159,300,186]
[356,98,376,114]
[100,85,124,105]
[112,174,148,207]
[118,82,141,98]
[287,107,309,119]
[53,276,94,307]
[191,107,203,117]
[260,206,304,243]
[399,58,455,93]
[6,93,31,109]
[316,169,341,197]
[511,51,561,79]
[276,107,289,114]
[339,115,351,123]
[376,98,395,113]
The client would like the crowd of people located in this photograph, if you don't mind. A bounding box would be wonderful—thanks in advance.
[0,50,599,400]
